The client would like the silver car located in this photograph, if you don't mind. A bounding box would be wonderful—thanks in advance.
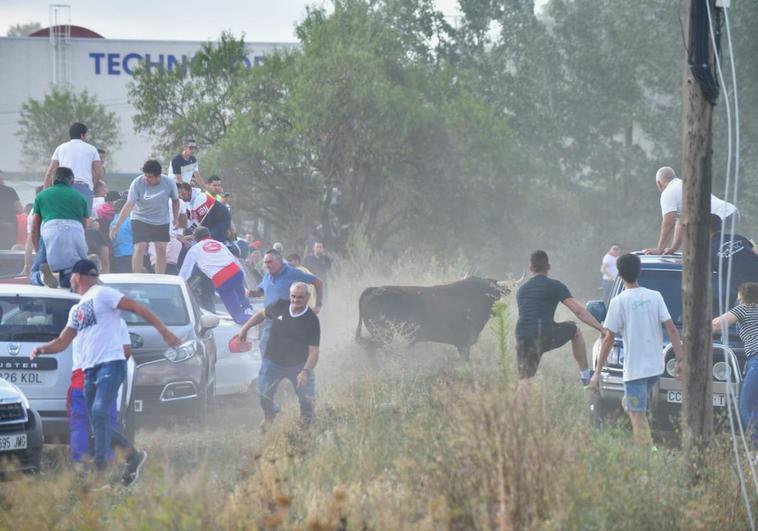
[0,285,135,442]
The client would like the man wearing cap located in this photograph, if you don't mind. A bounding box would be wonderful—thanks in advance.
[110,160,179,274]
[179,227,253,324]
[31,259,180,484]
[645,166,738,255]
[249,249,324,356]
[236,282,320,430]
[31,166,89,288]
[169,139,204,186]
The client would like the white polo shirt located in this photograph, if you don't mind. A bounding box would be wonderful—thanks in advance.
[51,139,100,190]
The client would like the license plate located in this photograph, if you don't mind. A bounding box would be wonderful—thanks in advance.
[0,433,27,452]
[666,391,726,407]
[0,371,46,385]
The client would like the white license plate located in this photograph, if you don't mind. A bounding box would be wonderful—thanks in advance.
[0,433,27,452]
[0,371,46,385]
[666,391,726,407]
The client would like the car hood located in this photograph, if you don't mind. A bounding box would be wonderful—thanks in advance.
[126,323,196,353]
[0,378,24,402]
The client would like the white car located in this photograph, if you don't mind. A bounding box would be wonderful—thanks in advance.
[210,297,263,396]
[0,377,44,473]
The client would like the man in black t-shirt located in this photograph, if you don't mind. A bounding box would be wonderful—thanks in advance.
[516,250,603,391]
[237,282,320,430]
[710,214,758,307]
[303,241,332,280]
[0,171,22,249]
[169,139,204,186]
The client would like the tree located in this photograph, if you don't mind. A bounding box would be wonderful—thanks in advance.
[127,32,248,156]
[6,22,41,37]
[16,87,120,170]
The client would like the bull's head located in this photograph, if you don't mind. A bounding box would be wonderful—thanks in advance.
[494,272,526,297]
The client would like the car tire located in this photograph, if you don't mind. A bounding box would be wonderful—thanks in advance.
[589,389,616,428]
[24,447,42,474]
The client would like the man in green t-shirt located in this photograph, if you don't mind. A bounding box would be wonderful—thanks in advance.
[31,167,89,288]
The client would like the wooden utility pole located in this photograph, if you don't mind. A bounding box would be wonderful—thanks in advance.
[680,0,716,483]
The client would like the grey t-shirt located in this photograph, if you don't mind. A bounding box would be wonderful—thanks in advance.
[127,174,178,225]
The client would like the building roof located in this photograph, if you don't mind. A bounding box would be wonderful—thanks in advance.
[29,25,104,38]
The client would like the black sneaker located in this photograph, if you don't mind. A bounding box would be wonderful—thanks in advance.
[122,450,147,486]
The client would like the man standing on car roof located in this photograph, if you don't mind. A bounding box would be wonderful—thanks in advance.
[591,253,684,446]
[179,227,253,324]
[31,259,181,485]
[169,139,204,186]
[249,249,323,357]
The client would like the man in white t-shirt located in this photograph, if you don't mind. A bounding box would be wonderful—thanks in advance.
[600,244,620,304]
[645,166,737,255]
[590,253,684,446]
[30,259,180,484]
[42,122,103,212]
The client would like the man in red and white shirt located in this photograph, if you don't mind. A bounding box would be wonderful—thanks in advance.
[177,182,231,243]
[179,226,253,324]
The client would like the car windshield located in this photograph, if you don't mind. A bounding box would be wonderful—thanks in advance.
[106,284,190,326]
[0,296,76,341]
[636,269,683,325]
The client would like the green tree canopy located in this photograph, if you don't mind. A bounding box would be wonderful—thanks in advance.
[16,86,120,170]
[6,22,41,37]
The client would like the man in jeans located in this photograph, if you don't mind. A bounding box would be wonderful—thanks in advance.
[236,282,320,431]
[591,253,684,446]
[31,259,180,483]
[31,167,89,288]
[110,160,179,274]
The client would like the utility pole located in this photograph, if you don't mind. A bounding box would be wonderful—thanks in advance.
[680,0,719,483]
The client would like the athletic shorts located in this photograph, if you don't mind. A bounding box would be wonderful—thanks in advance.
[623,375,659,413]
[516,321,577,379]
[132,220,170,244]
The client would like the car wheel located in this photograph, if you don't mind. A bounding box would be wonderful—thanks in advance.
[24,447,42,474]
[589,389,616,428]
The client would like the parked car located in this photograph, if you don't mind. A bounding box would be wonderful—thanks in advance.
[100,274,219,421]
[0,284,135,442]
[587,253,743,429]
[0,377,43,474]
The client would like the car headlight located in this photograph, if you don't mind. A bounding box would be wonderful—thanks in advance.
[666,358,678,377]
[165,340,197,363]
[10,383,30,410]
[712,361,730,381]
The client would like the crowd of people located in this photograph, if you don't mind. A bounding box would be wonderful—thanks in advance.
[13,122,336,484]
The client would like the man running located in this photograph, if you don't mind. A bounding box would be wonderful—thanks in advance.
[179,227,253,324]
[516,250,604,391]
[31,259,180,484]
[236,282,320,431]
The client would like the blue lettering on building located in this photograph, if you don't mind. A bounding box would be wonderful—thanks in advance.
[89,51,261,76]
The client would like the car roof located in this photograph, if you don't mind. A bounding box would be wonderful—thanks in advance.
[0,284,80,300]
[99,274,186,286]
[630,252,684,271]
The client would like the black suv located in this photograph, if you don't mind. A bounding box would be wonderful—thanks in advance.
[586,253,743,429]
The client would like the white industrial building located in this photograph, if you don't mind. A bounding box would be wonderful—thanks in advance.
[0,13,295,174]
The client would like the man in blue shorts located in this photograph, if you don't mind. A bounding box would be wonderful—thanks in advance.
[250,249,323,355]
[591,253,683,446]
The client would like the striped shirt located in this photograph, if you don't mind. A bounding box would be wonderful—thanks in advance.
[731,304,758,358]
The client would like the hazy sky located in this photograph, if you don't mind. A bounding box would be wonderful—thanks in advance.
[1,0,464,42]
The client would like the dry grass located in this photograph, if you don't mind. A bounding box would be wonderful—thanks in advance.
[0,259,755,529]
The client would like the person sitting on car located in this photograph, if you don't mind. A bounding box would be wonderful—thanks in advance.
[178,227,253,324]
[591,253,684,447]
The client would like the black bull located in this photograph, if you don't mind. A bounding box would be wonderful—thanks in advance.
[355,277,511,359]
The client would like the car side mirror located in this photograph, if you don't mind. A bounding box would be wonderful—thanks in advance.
[129,333,143,349]
[200,313,220,330]
[586,300,607,323]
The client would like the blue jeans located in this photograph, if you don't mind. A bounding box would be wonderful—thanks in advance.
[259,318,273,358]
[84,360,129,470]
[740,356,758,449]
[623,375,659,413]
[73,182,94,214]
[30,238,46,286]
[217,271,253,324]
[257,357,315,424]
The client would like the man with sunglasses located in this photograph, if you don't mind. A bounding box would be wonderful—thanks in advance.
[236,282,320,431]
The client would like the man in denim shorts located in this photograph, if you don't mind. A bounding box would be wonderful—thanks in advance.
[591,253,683,446]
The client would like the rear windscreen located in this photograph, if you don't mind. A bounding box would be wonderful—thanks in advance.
[0,296,76,341]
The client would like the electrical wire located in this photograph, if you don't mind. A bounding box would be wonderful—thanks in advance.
[705,1,756,529]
